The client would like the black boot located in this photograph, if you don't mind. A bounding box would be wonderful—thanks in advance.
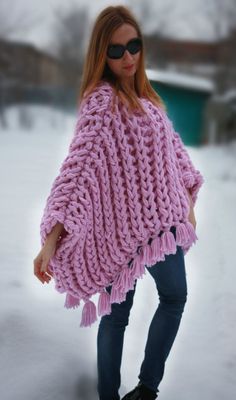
[121,381,158,400]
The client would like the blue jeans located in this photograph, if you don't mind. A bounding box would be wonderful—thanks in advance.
[97,226,188,400]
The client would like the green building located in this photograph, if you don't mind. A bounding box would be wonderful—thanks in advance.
[146,68,214,146]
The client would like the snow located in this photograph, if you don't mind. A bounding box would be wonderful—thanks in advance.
[146,68,215,93]
[0,104,236,400]
[213,89,236,103]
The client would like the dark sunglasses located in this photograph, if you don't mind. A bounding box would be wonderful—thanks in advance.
[107,37,142,59]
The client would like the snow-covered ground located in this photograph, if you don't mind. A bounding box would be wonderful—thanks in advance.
[0,104,235,400]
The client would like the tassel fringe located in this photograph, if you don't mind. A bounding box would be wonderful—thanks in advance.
[113,266,134,292]
[160,230,177,254]
[185,221,198,243]
[130,253,146,279]
[110,285,126,303]
[80,300,97,327]
[74,221,198,328]
[64,292,81,309]
[141,244,153,265]
[150,236,165,262]
[175,222,189,246]
[97,291,112,316]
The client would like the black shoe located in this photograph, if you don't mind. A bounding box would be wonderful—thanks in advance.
[121,381,158,400]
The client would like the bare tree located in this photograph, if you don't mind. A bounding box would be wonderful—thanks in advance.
[0,1,42,128]
[205,0,236,40]
[0,0,41,39]
[213,28,236,94]
[203,0,236,93]
[126,0,176,69]
[204,1,236,142]
[48,2,89,87]
[130,0,174,37]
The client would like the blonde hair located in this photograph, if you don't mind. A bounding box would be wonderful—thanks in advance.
[78,5,166,113]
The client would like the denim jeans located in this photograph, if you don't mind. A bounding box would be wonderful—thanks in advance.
[97,226,188,400]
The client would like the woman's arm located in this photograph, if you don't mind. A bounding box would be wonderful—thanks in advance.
[186,188,194,207]
[43,222,66,247]
[186,188,196,229]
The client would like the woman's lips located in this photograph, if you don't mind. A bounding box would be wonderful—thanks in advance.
[123,64,134,69]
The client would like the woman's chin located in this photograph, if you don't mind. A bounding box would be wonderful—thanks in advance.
[122,69,136,78]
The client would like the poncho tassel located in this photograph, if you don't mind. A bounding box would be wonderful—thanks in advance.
[130,253,146,279]
[175,222,190,246]
[160,230,177,255]
[64,292,81,309]
[141,243,153,265]
[80,300,97,327]
[97,291,112,316]
[110,285,126,304]
[182,242,191,256]
[150,236,165,262]
[113,266,135,292]
[185,221,198,243]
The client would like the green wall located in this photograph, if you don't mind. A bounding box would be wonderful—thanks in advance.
[150,80,210,146]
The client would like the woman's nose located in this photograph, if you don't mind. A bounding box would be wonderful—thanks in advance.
[123,49,133,61]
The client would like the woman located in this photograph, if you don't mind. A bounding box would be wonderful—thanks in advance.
[34,5,204,400]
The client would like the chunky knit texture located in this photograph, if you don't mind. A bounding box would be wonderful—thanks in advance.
[40,80,204,327]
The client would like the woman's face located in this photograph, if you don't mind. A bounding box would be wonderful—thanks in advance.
[106,23,141,86]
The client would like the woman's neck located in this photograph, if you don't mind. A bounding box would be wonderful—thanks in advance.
[120,76,135,91]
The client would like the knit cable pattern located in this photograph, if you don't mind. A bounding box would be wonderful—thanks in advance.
[40,80,204,327]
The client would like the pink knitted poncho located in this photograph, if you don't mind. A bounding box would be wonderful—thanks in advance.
[40,80,204,327]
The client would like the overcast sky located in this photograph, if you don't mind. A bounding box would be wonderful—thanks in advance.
[1,0,230,54]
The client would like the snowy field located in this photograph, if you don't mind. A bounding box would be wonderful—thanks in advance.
[0,104,235,400]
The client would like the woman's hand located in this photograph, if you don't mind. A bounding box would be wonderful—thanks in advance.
[34,222,66,284]
[34,242,56,284]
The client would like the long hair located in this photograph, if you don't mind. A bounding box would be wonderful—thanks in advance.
[78,5,166,113]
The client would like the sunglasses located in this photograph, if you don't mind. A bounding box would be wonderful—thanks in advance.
[107,37,142,59]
